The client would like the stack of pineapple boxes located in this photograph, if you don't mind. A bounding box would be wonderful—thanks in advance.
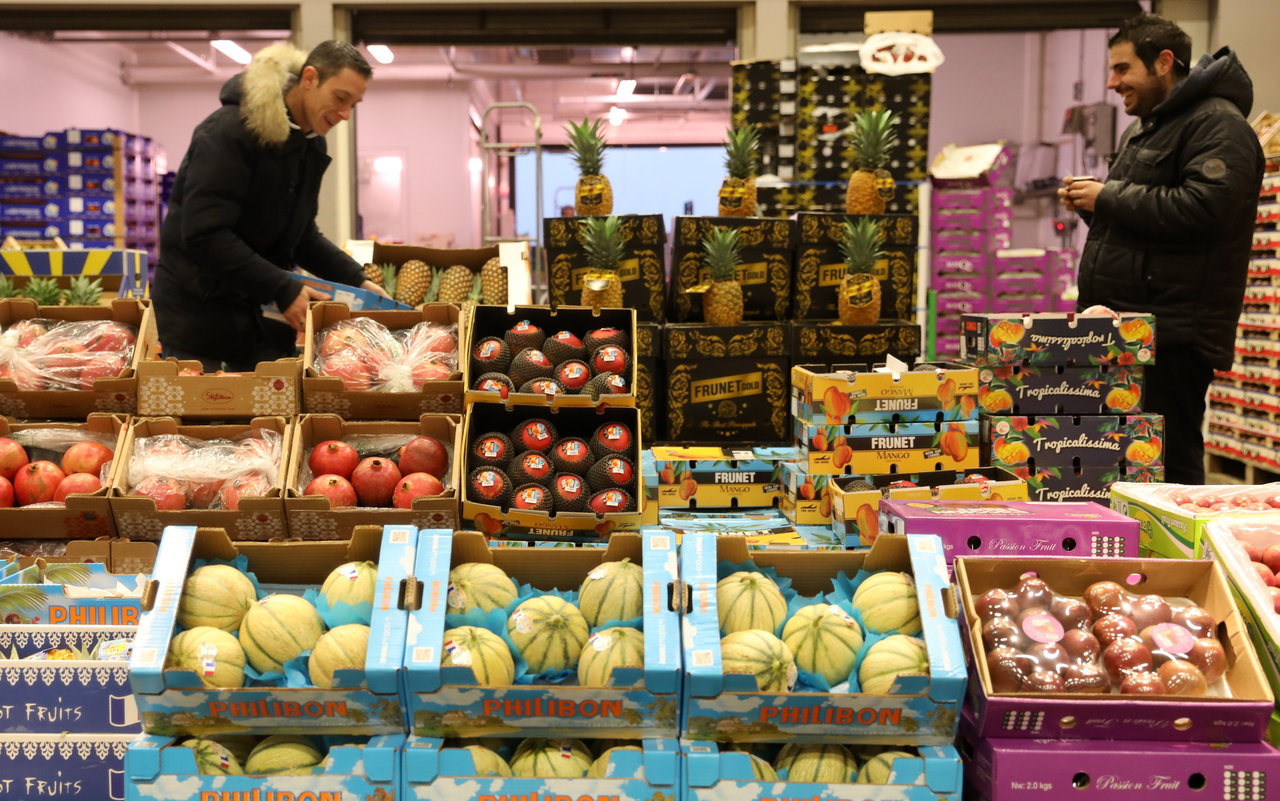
[959,310,1165,503]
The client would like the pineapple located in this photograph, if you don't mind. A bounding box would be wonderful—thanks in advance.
[566,117,613,216]
[480,256,507,305]
[437,265,476,304]
[837,217,885,326]
[64,275,103,306]
[701,227,744,325]
[844,108,900,214]
[363,262,384,287]
[718,125,760,217]
[0,274,18,299]
[578,215,625,309]
[396,259,432,306]
[22,276,63,307]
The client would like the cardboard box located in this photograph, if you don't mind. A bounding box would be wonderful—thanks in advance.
[404,529,680,738]
[635,321,662,442]
[664,322,790,443]
[984,413,1164,474]
[669,215,795,321]
[126,734,403,801]
[461,402,642,541]
[779,462,833,524]
[790,320,921,362]
[1019,462,1154,503]
[954,554,1275,742]
[464,303,637,408]
[792,361,979,425]
[977,363,1145,415]
[0,624,138,733]
[137,357,301,418]
[681,532,966,744]
[793,212,918,320]
[880,499,1140,565]
[960,311,1156,367]
[686,742,963,801]
[0,413,127,539]
[928,142,1015,189]
[4,734,133,799]
[794,417,980,475]
[545,214,667,321]
[285,413,461,540]
[933,272,988,294]
[265,276,412,324]
[129,525,417,735]
[1110,481,1266,559]
[645,513,847,550]
[108,416,290,542]
[0,297,153,419]
[644,445,789,511]
[372,240,532,306]
[303,301,465,419]
[404,737,679,801]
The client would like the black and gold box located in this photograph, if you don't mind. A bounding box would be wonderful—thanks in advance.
[790,320,922,363]
[663,323,790,443]
[545,214,667,322]
[635,322,663,443]
[669,216,795,322]
[793,212,918,320]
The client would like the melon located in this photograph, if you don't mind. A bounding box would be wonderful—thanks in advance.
[182,738,244,775]
[740,752,778,781]
[775,743,858,783]
[461,744,513,777]
[307,623,370,688]
[510,738,593,778]
[442,625,515,686]
[244,735,323,775]
[168,626,246,688]
[204,734,258,767]
[506,595,589,674]
[447,562,518,615]
[857,750,915,784]
[577,626,644,687]
[578,558,644,626]
[717,571,788,634]
[320,561,378,608]
[851,572,921,634]
[720,629,796,692]
[177,564,257,632]
[858,634,929,694]
[782,603,865,686]
[239,594,326,674]
[587,745,642,778]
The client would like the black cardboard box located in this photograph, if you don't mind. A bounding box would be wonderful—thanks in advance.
[635,322,663,444]
[793,212,919,320]
[669,216,794,322]
[545,214,667,322]
[790,320,921,362]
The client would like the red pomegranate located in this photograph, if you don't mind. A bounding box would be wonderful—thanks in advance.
[218,472,272,510]
[397,436,448,478]
[0,437,29,481]
[146,437,191,460]
[392,472,445,509]
[318,326,372,358]
[14,461,66,505]
[84,322,136,352]
[308,440,360,479]
[77,353,127,389]
[350,457,402,507]
[7,319,48,347]
[184,479,224,509]
[319,352,374,390]
[305,474,358,508]
[54,473,102,502]
[0,475,13,508]
[11,362,45,391]
[132,476,188,510]
[61,441,113,477]
[411,360,452,389]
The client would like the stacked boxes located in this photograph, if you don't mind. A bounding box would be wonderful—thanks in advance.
[989,248,1076,314]
[0,134,49,242]
[544,214,667,322]
[641,445,792,525]
[793,211,919,322]
[668,215,795,322]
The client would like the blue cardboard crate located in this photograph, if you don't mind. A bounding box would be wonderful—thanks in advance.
[0,179,45,199]
[0,158,43,177]
[42,150,116,174]
[129,524,417,736]
[0,202,47,222]
[45,128,125,149]
[2,733,133,798]
[0,247,145,281]
[46,218,117,239]
[0,625,138,733]
[45,173,116,194]
[0,135,42,153]
[46,195,118,219]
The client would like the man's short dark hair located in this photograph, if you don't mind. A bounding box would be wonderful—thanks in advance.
[304,40,372,82]
[1110,14,1192,77]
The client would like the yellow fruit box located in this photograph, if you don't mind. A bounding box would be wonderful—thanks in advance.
[791,361,979,426]
[779,462,834,526]
[644,445,790,511]
[794,417,980,476]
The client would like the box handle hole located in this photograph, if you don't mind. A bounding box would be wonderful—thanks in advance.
[1187,772,1205,790]
[1061,537,1077,552]
[1072,772,1090,789]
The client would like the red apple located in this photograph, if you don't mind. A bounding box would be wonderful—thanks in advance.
[1261,544,1280,575]
[1267,586,1280,615]
[1242,541,1264,562]
[1250,561,1275,588]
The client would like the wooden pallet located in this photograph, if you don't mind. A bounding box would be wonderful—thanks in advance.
[1205,448,1280,486]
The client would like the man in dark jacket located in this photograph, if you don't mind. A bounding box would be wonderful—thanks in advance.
[1060,14,1264,483]
[153,40,386,371]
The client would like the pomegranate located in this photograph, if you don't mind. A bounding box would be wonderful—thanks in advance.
[0,437,29,481]
[411,360,452,389]
[318,326,372,358]
[0,475,12,508]
[84,322,136,352]
[218,472,273,510]
[61,441,113,477]
[405,323,456,354]
[11,362,45,390]
[350,457,402,507]
[397,436,448,478]
[235,436,277,466]
[184,479,223,508]
[304,474,358,508]
[7,320,48,348]
[131,476,188,510]
[146,437,192,459]
[308,440,360,479]
[54,472,102,502]
[392,472,445,509]
[39,340,88,369]
[14,461,66,505]
[319,352,374,390]
[77,353,127,389]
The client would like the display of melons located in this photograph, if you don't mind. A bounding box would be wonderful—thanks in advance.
[470,322,631,399]
[181,734,326,776]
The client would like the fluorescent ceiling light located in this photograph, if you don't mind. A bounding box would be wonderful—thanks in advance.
[373,156,403,174]
[607,106,628,127]
[211,39,252,65]
[616,78,636,97]
[467,156,484,174]
[620,46,635,62]
[366,44,394,65]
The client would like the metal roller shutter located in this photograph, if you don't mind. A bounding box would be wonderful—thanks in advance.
[800,1,1143,33]
[0,6,293,33]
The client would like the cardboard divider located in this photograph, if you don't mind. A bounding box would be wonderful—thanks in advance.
[136,357,301,418]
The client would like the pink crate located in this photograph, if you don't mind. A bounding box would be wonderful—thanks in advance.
[933,272,989,294]
[937,292,989,315]
[993,251,1050,274]
[935,231,989,252]
[990,294,1056,313]
[933,190,989,211]
[933,252,987,274]
[935,335,963,355]
[990,273,1052,294]
[934,315,964,335]
[935,208,986,230]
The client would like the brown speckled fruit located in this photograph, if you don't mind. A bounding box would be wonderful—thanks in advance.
[511,419,558,452]
[511,483,554,511]
[1158,659,1208,696]
[553,360,593,392]
[1050,597,1092,631]
[471,432,515,469]
[587,454,635,492]
[986,646,1028,693]
[1012,576,1052,611]
[467,467,512,506]
[543,330,587,364]
[1084,581,1128,617]
[1062,663,1109,694]
[584,327,629,352]
[974,589,1020,623]
[1129,594,1173,630]
[1103,638,1153,678]
[508,451,555,487]
[504,320,546,353]
[552,473,588,512]
[982,617,1025,652]
[590,422,633,459]
[1120,671,1166,694]
[1022,668,1065,693]
[471,337,512,375]
[1172,606,1215,637]
[1060,629,1101,663]
[550,437,594,475]
[1187,637,1226,683]
[1092,613,1138,648]
[587,488,635,514]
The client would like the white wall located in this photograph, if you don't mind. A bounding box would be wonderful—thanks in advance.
[0,34,137,135]
[1211,1,1280,118]
[136,81,230,173]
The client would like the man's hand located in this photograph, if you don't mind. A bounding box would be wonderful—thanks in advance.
[362,280,391,299]
[1063,177,1104,213]
[283,285,330,331]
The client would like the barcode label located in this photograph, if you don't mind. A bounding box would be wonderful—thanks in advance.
[692,649,714,668]
[412,646,435,663]
[390,528,410,544]
[650,535,671,551]
[136,648,159,665]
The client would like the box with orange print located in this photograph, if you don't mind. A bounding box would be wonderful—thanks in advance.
[791,361,979,425]
[976,362,1145,415]
[960,311,1156,367]
[793,417,980,476]
[983,413,1165,477]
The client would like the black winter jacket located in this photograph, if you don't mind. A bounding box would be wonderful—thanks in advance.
[1077,47,1264,370]
[152,44,366,362]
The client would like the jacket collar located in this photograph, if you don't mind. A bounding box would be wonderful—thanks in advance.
[239,43,308,146]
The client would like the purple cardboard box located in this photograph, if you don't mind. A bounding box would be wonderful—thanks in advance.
[933,190,989,211]
[934,231,989,252]
[878,499,1140,564]
[990,273,1053,295]
[933,272,988,294]
[960,708,1280,800]
[991,295,1057,314]
[938,292,989,315]
[934,208,987,230]
[933,253,987,274]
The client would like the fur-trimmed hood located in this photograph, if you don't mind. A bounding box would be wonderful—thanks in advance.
[218,43,306,146]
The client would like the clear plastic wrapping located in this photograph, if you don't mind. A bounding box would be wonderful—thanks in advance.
[312,318,458,392]
[0,318,137,390]
[126,428,282,510]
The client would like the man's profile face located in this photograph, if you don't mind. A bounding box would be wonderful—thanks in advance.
[1106,41,1169,119]
[299,66,368,135]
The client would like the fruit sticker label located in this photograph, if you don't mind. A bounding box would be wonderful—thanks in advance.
[1147,623,1195,655]
[479,341,502,358]
[510,608,533,635]
[600,490,625,509]
[479,471,499,487]
[443,639,472,666]
[603,425,624,441]
[561,441,585,457]
[480,440,503,459]
[517,488,544,506]
[1020,612,1064,644]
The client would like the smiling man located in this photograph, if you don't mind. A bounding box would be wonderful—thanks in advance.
[153,40,386,372]
[1059,14,1264,483]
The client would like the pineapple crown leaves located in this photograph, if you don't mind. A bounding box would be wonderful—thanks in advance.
[838,217,886,276]
[579,215,625,274]
[565,117,607,177]
[65,275,103,306]
[723,124,761,179]
[701,227,743,282]
[847,107,900,170]
[22,276,64,306]
[0,274,16,299]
